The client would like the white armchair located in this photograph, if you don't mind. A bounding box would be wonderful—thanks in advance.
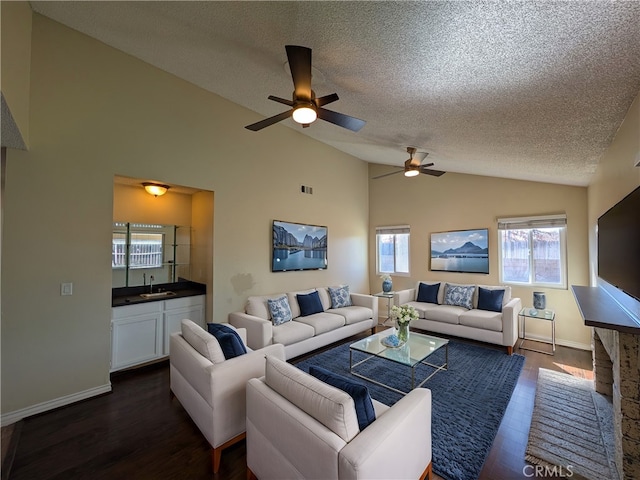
[246,355,432,480]
[170,320,285,473]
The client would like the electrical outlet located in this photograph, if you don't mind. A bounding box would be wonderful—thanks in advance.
[61,282,73,296]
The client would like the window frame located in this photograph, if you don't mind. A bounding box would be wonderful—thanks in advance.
[375,225,411,277]
[112,223,165,271]
[497,214,568,289]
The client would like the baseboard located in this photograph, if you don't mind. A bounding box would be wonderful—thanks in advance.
[1,383,112,427]
[519,331,591,351]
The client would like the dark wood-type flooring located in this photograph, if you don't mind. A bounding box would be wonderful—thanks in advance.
[3,328,593,480]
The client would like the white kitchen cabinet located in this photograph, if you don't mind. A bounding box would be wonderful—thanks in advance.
[163,295,205,354]
[111,295,205,372]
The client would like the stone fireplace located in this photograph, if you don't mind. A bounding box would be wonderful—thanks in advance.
[592,327,640,479]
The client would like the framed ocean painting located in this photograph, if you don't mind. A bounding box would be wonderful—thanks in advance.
[272,220,328,272]
[430,228,489,274]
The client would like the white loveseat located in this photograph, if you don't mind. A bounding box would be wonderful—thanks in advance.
[228,287,377,359]
[394,282,521,354]
[246,355,432,480]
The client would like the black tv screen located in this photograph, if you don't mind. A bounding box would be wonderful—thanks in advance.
[597,186,640,301]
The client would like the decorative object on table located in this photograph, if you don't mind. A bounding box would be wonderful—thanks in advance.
[381,334,402,348]
[272,220,327,272]
[430,228,489,274]
[529,308,538,316]
[380,273,393,293]
[533,291,546,310]
[390,304,418,343]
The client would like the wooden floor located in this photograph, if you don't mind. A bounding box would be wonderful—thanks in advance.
[4,331,593,480]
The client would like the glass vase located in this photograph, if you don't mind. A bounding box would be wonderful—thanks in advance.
[397,321,410,344]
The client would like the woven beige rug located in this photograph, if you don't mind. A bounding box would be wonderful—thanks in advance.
[526,368,618,480]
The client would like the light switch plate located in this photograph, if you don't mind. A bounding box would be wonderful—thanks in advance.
[61,282,73,296]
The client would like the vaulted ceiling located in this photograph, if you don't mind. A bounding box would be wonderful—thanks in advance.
[31,1,640,186]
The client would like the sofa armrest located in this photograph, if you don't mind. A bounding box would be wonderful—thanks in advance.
[228,312,273,350]
[350,293,378,320]
[393,288,416,306]
[339,388,431,479]
[502,297,521,348]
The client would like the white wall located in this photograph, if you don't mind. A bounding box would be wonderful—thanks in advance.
[368,168,592,350]
[1,14,369,418]
[0,1,32,148]
[587,92,640,284]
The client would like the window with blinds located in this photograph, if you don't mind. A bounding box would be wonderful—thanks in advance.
[497,214,567,288]
[376,225,410,276]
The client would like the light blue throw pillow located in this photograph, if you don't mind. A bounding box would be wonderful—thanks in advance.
[328,285,352,308]
[443,283,475,310]
[267,295,292,325]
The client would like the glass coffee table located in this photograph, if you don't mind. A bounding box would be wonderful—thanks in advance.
[349,328,448,395]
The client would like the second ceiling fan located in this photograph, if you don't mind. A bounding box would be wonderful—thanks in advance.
[372,147,446,179]
[245,45,366,132]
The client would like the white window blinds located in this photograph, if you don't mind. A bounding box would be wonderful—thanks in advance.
[497,214,566,230]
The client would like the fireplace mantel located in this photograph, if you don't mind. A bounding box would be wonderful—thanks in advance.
[572,281,640,334]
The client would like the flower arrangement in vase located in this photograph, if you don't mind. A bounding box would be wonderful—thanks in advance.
[390,304,418,343]
[380,274,393,293]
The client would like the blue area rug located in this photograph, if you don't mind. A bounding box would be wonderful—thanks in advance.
[294,338,525,480]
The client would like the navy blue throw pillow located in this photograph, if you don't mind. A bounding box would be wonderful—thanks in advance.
[206,323,247,359]
[417,282,440,304]
[477,287,505,313]
[297,291,324,316]
[309,366,376,431]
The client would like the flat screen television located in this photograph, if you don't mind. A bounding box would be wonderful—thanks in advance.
[272,220,327,272]
[597,186,640,301]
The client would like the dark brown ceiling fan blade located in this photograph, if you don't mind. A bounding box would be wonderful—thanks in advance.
[268,95,295,106]
[317,108,366,132]
[420,168,446,177]
[286,45,312,101]
[245,109,293,131]
[372,169,403,179]
[315,93,339,107]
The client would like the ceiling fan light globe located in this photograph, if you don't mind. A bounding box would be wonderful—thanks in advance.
[404,169,420,177]
[292,106,317,124]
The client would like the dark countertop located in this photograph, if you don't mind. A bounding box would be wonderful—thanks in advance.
[112,280,206,307]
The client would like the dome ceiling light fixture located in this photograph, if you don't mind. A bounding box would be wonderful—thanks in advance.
[143,182,170,197]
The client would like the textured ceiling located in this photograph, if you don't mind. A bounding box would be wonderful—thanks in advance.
[30,1,640,186]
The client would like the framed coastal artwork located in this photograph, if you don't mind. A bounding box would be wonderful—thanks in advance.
[430,228,489,274]
[272,220,328,272]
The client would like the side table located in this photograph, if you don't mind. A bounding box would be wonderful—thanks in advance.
[519,307,556,355]
[374,292,394,326]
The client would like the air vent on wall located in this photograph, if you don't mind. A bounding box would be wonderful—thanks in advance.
[301,185,313,194]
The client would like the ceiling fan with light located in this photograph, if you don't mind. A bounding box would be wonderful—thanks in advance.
[245,45,366,132]
[372,147,446,179]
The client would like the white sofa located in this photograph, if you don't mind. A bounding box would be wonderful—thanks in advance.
[394,282,521,354]
[246,355,433,480]
[169,320,285,473]
[228,287,377,359]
